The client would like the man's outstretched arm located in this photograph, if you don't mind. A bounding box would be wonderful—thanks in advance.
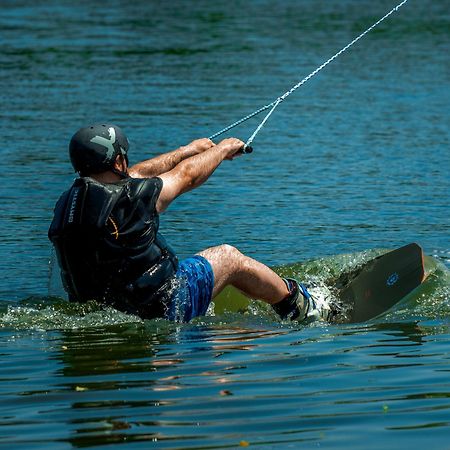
[128,138,214,178]
[156,138,244,213]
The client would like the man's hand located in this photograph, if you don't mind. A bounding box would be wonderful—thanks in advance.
[185,138,215,154]
[216,138,246,160]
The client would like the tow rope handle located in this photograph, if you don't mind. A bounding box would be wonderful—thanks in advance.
[240,145,253,154]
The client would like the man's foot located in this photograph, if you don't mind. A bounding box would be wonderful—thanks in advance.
[299,282,333,322]
[272,278,336,322]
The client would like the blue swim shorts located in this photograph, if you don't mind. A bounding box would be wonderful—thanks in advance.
[166,255,215,322]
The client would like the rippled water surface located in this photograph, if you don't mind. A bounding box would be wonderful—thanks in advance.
[1,0,449,448]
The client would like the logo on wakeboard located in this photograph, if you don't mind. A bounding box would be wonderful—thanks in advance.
[386,272,399,287]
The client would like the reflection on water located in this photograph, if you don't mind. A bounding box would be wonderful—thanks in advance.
[2,319,449,448]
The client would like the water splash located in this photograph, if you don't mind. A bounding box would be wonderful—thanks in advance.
[2,249,449,332]
[213,248,450,324]
[0,297,143,331]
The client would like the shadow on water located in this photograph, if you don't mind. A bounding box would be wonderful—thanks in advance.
[60,322,445,448]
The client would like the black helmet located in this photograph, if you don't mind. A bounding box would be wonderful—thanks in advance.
[69,123,129,175]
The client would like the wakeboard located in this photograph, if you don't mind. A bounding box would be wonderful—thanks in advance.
[338,243,426,323]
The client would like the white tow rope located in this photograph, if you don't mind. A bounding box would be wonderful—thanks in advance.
[209,0,409,151]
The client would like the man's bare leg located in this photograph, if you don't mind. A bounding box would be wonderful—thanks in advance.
[198,244,332,321]
[197,244,290,304]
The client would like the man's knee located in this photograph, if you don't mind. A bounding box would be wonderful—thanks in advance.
[218,244,242,259]
[218,245,249,277]
[199,243,239,257]
[198,244,243,272]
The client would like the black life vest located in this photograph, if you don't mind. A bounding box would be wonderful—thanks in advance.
[48,176,178,318]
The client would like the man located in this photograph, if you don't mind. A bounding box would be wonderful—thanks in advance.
[49,123,331,322]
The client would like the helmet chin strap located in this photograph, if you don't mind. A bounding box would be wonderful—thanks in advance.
[111,154,129,179]
[111,167,129,179]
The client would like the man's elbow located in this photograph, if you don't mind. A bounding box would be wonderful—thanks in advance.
[128,162,160,179]
[128,165,144,178]
[156,196,169,213]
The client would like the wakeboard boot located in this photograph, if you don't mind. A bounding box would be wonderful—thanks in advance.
[272,278,334,322]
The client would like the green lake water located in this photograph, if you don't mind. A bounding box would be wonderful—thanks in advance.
[1,0,449,448]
